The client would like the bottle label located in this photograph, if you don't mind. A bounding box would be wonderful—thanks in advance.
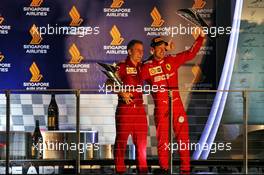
[48,116,55,127]
[31,138,43,159]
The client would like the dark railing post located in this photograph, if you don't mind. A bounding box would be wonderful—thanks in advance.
[5,90,10,175]
[242,90,248,174]
[76,89,81,175]
[168,90,173,175]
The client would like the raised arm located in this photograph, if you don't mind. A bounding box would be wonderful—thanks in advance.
[167,28,205,67]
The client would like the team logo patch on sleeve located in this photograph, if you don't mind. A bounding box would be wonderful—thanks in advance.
[178,116,185,123]
[126,67,137,74]
[149,66,162,76]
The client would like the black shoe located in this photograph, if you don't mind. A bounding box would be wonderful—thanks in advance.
[138,171,149,175]
[153,168,169,175]
[180,170,190,174]
[116,171,126,175]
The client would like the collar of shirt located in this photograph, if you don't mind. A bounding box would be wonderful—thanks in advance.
[125,56,141,68]
[153,57,165,65]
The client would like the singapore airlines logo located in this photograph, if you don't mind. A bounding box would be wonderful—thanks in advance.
[110,25,124,46]
[0,52,4,62]
[24,0,49,17]
[104,25,127,54]
[144,6,169,36]
[0,16,4,25]
[69,6,83,27]
[30,62,43,82]
[0,16,11,35]
[24,24,49,54]
[63,44,89,72]
[110,0,124,8]
[30,24,43,45]
[104,0,130,17]
[151,7,164,27]
[30,0,44,7]
[69,44,83,64]
[24,62,48,89]
[0,52,11,72]
[192,0,206,9]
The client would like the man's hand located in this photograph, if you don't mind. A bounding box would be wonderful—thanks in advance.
[120,92,134,104]
[197,27,206,38]
[192,27,206,39]
[105,79,114,86]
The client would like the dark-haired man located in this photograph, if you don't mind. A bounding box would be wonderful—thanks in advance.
[141,28,205,174]
[113,40,148,174]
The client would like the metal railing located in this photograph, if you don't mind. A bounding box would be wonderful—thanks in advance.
[0,89,263,174]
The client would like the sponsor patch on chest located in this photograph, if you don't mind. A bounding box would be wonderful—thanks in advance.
[149,66,162,76]
[126,67,137,74]
[154,72,175,82]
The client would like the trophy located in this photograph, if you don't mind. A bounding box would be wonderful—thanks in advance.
[176,8,215,39]
[97,62,123,86]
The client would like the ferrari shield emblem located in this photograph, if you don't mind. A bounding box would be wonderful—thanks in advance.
[166,64,171,71]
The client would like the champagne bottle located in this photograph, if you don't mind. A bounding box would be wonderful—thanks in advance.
[48,94,59,130]
[32,120,43,159]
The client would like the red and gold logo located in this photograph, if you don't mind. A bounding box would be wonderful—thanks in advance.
[110,25,124,46]
[69,44,83,64]
[166,64,171,71]
[0,52,4,62]
[30,0,44,7]
[149,66,162,76]
[30,24,43,45]
[0,16,4,25]
[192,0,206,9]
[30,62,43,82]
[69,6,83,27]
[151,7,164,27]
[126,67,137,74]
[110,0,124,8]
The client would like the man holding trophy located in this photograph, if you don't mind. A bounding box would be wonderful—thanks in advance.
[99,40,148,174]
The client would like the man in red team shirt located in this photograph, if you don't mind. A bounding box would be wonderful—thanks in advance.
[141,28,205,174]
[113,40,148,174]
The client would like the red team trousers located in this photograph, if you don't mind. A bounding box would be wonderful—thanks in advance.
[154,92,190,171]
[114,104,148,173]
[114,58,148,173]
[141,36,204,171]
